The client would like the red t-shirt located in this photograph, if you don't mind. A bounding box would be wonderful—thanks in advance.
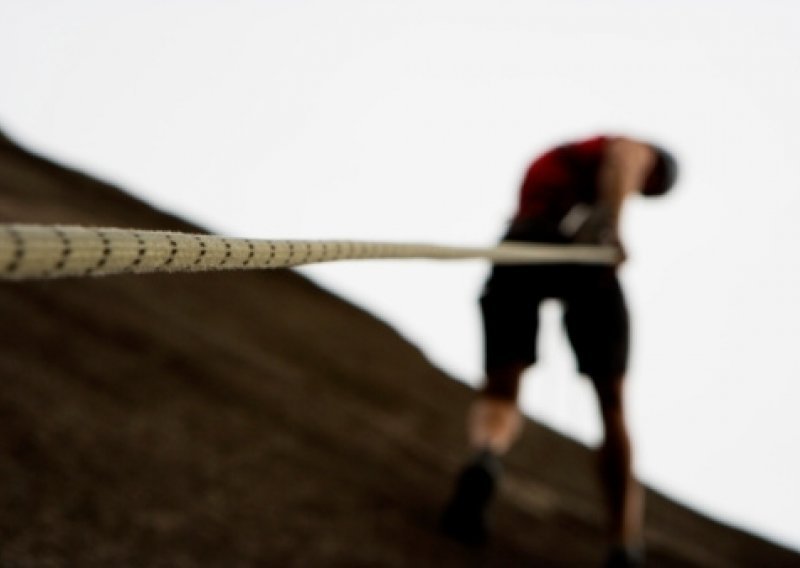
[514,136,609,224]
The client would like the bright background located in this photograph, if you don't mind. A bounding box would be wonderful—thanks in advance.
[2,0,799,551]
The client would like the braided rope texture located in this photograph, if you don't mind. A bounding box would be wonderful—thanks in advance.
[0,224,618,280]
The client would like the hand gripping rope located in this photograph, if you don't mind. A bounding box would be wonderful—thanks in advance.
[0,224,618,281]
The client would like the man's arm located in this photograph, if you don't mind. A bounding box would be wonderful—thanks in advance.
[597,137,658,230]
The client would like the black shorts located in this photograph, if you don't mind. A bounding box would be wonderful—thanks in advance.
[480,261,629,392]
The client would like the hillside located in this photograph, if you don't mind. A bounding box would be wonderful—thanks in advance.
[0,128,797,567]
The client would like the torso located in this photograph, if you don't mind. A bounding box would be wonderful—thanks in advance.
[513,136,609,226]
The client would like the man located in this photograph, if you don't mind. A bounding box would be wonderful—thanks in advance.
[440,135,678,566]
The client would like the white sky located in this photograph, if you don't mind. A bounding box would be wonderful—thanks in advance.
[2,0,799,552]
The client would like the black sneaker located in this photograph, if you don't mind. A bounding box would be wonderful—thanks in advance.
[440,450,501,546]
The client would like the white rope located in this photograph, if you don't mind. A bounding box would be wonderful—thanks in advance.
[0,224,618,281]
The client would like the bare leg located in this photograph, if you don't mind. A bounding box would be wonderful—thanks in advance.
[468,396,523,454]
[591,375,644,547]
[468,363,527,454]
[440,364,526,544]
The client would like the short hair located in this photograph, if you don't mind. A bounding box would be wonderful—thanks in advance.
[642,145,679,197]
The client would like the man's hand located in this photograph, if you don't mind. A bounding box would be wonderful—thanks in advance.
[567,204,627,265]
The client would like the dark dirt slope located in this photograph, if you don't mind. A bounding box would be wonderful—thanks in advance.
[0,129,796,568]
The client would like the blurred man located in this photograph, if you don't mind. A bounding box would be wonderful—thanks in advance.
[440,135,678,567]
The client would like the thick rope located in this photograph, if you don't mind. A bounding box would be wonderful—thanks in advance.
[0,224,618,281]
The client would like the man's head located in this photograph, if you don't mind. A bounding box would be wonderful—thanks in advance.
[642,144,679,197]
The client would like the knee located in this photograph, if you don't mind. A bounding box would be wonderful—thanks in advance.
[480,362,528,401]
